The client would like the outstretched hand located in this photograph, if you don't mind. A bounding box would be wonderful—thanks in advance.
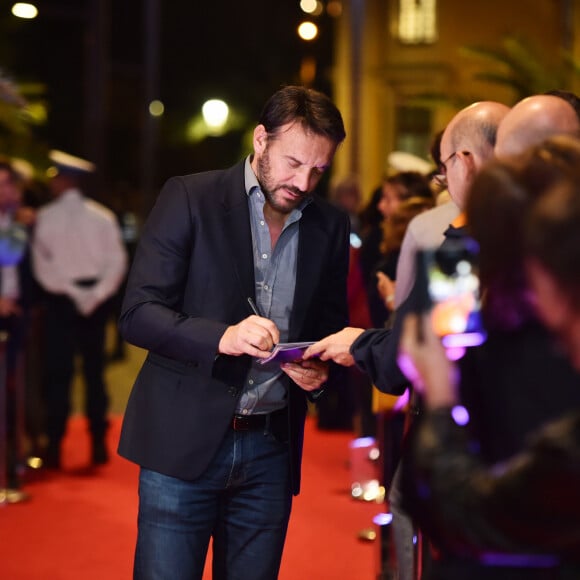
[218,315,280,358]
[302,327,365,367]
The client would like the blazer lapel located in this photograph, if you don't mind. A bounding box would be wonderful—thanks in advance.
[219,163,255,305]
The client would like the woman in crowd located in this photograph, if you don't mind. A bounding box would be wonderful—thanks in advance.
[367,171,434,327]
[374,195,435,320]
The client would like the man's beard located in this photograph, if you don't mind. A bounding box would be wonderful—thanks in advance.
[256,148,308,214]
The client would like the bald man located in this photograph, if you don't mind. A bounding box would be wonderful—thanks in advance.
[393,101,510,308]
[303,95,580,374]
[304,101,510,376]
[496,94,580,158]
[393,95,578,310]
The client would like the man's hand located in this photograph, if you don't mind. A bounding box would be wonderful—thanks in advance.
[302,327,365,366]
[219,315,280,358]
[281,358,329,391]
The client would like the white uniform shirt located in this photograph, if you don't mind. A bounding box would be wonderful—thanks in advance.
[32,188,128,315]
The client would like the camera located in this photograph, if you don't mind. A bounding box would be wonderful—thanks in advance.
[415,239,486,348]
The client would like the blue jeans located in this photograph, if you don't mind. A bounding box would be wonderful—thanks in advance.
[134,427,293,580]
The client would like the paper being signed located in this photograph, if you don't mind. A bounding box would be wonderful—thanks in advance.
[257,342,316,364]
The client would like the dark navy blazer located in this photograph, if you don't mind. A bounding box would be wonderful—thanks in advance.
[117,160,350,494]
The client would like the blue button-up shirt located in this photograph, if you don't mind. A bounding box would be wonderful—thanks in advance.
[235,157,311,415]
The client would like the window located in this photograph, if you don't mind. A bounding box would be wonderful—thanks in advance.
[395,106,432,162]
[398,0,437,44]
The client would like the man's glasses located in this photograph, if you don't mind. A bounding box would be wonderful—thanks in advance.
[431,151,469,190]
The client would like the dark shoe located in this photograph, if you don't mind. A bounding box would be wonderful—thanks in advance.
[92,440,109,465]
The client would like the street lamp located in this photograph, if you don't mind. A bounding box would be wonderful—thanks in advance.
[298,21,318,41]
[202,99,229,134]
[300,0,323,16]
[149,100,164,117]
[11,3,37,19]
[9,1,109,194]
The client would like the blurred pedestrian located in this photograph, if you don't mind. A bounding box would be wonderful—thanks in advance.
[31,150,127,469]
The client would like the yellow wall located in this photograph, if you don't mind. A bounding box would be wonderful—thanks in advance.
[332,0,576,200]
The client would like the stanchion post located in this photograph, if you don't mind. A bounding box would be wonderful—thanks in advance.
[0,330,8,504]
[373,512,397,579]
[0,330,29,504]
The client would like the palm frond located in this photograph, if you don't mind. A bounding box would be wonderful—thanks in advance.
[459,34,578,98]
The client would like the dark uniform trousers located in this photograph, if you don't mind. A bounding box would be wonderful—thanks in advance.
[42,291,110,448]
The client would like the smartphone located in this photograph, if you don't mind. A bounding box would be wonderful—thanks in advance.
[415,240,486,348]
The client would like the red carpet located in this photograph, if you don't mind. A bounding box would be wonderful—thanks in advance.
[0,415,380,579]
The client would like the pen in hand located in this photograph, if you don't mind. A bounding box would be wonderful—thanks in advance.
[247,297,262,317]
[247,297,277,353]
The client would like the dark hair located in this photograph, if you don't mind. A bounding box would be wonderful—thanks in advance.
[429,129,444,168]
[258,85,346,145]
[381,196,435,254]
[359,185,384,232]
[386,171,433,202]
[543,89,580,122]
[466,134,580,328]
[526,181,580,310]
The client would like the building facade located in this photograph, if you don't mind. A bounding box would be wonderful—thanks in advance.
[332,0,578,198]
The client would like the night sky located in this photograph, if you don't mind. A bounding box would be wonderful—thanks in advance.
[1,0,336,198]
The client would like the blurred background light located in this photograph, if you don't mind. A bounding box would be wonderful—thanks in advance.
[300,0,324,16]
[11,3,38,19]
[202,98,229,131]
[148,99,164,117]
[326,0,342,17]
[300,0,317,14]
[298,21,318,41]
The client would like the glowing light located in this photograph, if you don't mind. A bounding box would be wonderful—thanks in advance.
[442,331,487,349]
[327,0,343,17]
[298,21,318,41]
[149,100,164,117]
[372,512,393,526]
[302,0,324,16]
[11,3,38,18]
[451,405,470,426]
[202,99,229,131]
[349,436,376,449]
[445,346,467,361]
[300,0,317,13]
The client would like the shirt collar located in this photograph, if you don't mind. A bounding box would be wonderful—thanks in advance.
[244,156,259,196]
